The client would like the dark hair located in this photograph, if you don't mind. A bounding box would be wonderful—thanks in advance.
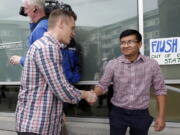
[48,8,77,29]
[120,29,142,42]
[44,1,74,18]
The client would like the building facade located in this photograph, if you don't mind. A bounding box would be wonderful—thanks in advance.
[0,0,180,128]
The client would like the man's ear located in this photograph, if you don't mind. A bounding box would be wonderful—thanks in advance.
[33,5,38,13]
[57,18,64,29]
[138,41,142,49]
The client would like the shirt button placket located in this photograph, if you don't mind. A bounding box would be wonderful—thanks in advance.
[131,64,135,107]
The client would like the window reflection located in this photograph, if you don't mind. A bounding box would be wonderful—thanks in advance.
[0,0,138,118]
[67,0,138,81]
[143,0,180,79]
[143,0,180,122]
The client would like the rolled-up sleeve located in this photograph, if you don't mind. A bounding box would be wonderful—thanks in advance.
[96,60,114,94]
[152,60,167,95]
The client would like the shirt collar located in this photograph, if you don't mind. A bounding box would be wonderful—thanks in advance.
[44,32,64,49]
[121,53,145,63]
[29,17,47,32]
[36,16,47,24]
[136,54,146,62]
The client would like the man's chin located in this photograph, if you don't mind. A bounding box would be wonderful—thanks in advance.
[66,41,70,45]
[123,52,131,56]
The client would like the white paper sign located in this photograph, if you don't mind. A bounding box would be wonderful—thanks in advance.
[150,37,180,65]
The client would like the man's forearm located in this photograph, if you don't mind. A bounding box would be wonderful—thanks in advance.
[94,86,104,96]
[154,95,166,131]
[156,95,166,119]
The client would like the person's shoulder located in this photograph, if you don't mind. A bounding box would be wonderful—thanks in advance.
[110,56,124,62]
[141,55,159,69]
[38,18,48,24]
[36,18,48,29]
[31,36,49,49]
[39,18,48,25]
[106,56,122,66]
[142,55,158,63]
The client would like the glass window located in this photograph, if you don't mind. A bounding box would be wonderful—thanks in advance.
[0,86,18,112]
[0,0,138,118]
[59,0,138,117]
[143,0,180,79]
[0,0,138,120]
[0,0,29,82]
[150,85,180,122]
[0,0,138,82]
[66,0,138,81]
[144,0,180,122]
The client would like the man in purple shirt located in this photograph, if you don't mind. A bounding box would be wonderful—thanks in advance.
[94,29,166,135]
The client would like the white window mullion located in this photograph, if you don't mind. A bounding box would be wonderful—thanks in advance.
[138,0,144,54]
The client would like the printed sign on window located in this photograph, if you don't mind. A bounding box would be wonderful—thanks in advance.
[150,37,180,65]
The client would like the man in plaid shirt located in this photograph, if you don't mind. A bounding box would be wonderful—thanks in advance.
[15,8,96,135]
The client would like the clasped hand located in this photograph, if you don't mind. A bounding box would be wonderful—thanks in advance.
[84,91,97,105]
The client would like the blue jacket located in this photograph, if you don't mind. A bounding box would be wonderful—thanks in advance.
[61,43,81,84]
[20,18,48,65]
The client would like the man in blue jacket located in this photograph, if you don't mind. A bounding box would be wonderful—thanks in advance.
[9,0,81,88]
[61,38,81,84]
[10,0,48,65]
[61,38,81,115]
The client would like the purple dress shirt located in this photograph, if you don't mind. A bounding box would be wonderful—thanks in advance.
[97,54,167,110]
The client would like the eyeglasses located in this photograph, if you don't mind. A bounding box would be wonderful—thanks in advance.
[120,40,139,47]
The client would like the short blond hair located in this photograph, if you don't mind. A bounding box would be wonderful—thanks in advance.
[48,8,77,29]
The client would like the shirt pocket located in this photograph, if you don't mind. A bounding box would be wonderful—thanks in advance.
[113,69,128,94]
[114,66,129,83]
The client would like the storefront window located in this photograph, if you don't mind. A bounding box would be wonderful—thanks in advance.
[0,0,29,82]
[144,0,180,122]
[0,0,138,118]
[64,0,138,117]
[66,0,138,81]
[143,0,180,79]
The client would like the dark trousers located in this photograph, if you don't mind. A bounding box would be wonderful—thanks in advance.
[17,132,40,135]
[110,105,153,135]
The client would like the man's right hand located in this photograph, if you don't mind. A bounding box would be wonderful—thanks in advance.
[10,55,21,65]
[81,91,97,105]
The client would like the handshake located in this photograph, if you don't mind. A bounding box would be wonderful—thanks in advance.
[82,90,97,105]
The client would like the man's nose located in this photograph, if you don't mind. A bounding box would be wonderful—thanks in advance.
[123,43,129,47]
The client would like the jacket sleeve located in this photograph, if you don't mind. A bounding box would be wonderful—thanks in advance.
[69,50,81,84]
[61,49,81,84]
[20,56,25,66]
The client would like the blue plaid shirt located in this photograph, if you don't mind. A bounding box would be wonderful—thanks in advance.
[16,32,82,134]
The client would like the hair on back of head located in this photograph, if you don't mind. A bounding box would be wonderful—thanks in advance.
[120,29,142,42]
[48,8,77,29]
[23,0,45,8]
